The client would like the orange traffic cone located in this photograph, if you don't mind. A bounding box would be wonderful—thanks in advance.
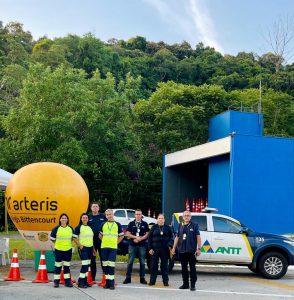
[185,198,190,211]
[60,267,76,284]
[5,249,25,281]
[60,268,65,284]
[87,266,96,285]
[98,273,106,286]
[33,249,50,283]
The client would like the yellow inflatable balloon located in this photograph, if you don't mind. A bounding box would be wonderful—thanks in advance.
[6,162,89,250]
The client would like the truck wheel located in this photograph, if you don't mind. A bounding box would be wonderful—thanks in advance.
[258,251,288,279]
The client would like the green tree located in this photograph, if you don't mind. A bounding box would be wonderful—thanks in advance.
[0,64,94,172]
[0,64,143,208]
[32,43,70,68]
[152,49,177,82]
[228,88,294,136]
[4,21,33,53]
[126,36,147,52]
[0,64,27,113]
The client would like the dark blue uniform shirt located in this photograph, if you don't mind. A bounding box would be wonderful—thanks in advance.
[176,222,200,253]
[148,224,173,250]
[127,220,150,247]
[88,213,107,243]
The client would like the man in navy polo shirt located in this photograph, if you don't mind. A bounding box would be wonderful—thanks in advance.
[123,209,149,284]
[88,202,107,282]
[172,210,202,291]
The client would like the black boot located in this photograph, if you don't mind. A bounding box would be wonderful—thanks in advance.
[54,280,59,288]
[65,279,73,287]
[179,283,189,289]
[123,277,131,284]
[103,279,110,289]
[86,277,92,287]
[65,282,73,287]
[140,278,147,284]
[78,278,87,288]
[190,282,196,291]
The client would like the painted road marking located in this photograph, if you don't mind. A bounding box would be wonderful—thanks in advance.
[238,276,294,291]
[118,285,294,298]
[0,280,294,298]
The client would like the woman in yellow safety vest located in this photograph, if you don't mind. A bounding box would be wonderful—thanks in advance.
[99,209,124,290]
[73,213,94,289]
[50,213,74,288]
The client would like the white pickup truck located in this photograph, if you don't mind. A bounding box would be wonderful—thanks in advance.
[171,211,294,279]
[113,209,157,227]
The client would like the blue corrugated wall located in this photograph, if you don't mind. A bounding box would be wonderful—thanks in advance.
[231,134,294,234]
[208,155,231,215]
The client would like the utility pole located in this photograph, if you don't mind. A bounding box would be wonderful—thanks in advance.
[258,80,262,114]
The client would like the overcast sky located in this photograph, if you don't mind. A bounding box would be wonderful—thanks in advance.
[1,0,293,60]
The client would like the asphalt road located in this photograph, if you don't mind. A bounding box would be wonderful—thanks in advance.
[0,262,294,300]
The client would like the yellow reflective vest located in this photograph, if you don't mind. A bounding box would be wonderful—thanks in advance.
[77,225,94,247]
[101,221,122,249]
[53,226,73,251]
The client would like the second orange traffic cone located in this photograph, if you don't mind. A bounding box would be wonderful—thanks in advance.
[98,273,106,286]
[5,249,25,281]
[60,267,76,284]
[33,250,50,283]
[87,266,96,285]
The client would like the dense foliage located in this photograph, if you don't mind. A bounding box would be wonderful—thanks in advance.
[0,21,293,214]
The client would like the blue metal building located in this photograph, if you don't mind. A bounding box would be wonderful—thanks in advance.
[163,110,294,234]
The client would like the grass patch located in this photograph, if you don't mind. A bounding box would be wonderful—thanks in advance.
[9,238,34,260]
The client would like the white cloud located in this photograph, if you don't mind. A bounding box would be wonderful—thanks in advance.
[144,0,223,52]
[188,0,223,52]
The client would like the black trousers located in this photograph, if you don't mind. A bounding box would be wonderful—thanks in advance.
[91,239,103,280]
[78,246,93,285]
[179,252,197,287]
[150,248,169,284]
[54,249,72,284]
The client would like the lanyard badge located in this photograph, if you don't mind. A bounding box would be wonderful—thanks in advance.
[136,222,141,236]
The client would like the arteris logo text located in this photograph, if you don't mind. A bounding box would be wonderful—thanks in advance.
[6,196,58,211]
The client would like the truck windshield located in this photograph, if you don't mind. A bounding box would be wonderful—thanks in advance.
[178,215,207,231]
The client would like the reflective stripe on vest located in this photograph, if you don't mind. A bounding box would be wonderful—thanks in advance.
[79,225,93,247]
[101,222,119,249]
[55,226,73,251]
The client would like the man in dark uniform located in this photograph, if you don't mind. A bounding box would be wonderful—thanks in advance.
[123,209,149,284]
[88,202,107,283]
[172,210,201,291]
